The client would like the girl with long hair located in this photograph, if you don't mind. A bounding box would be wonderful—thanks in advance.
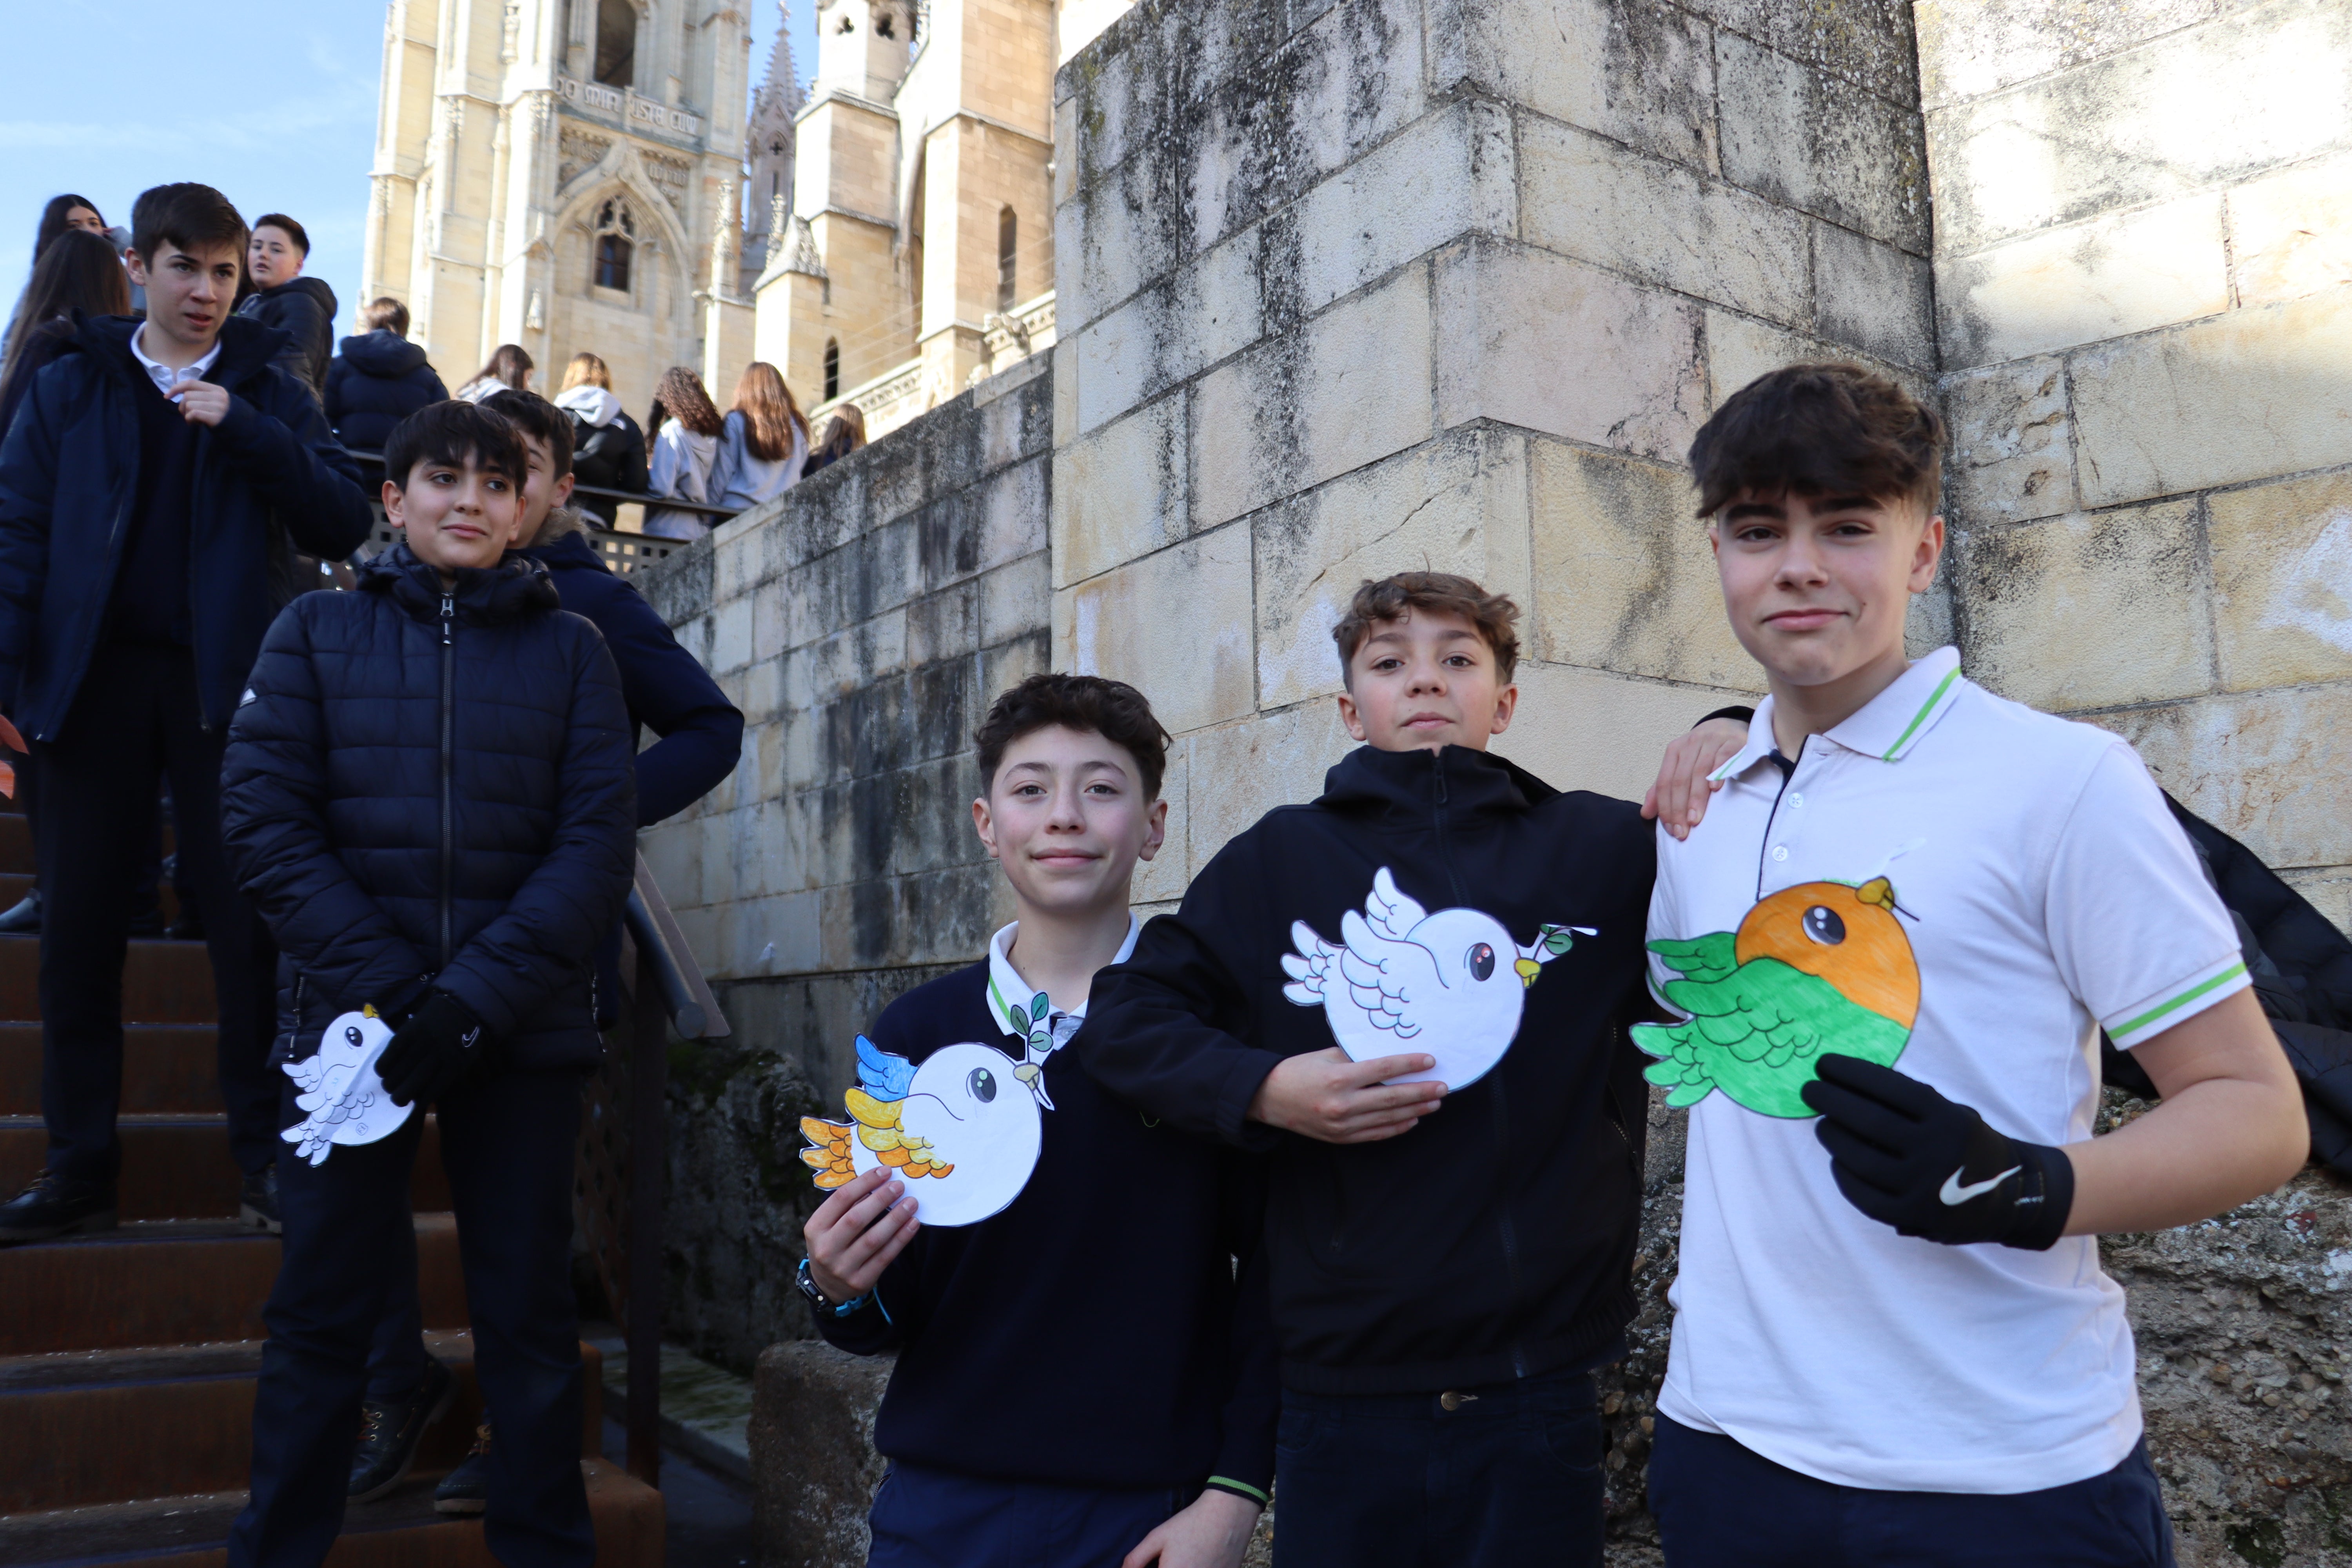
[709,361,809,511]
[0,229,133,434]
[33,195,109,263]
[552,351,649,525]
[455,342,534,401]
[801,401,867,477]
[644,366,727,540]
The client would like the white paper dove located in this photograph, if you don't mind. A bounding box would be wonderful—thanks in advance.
[1281,866,1595,1091]
[800,1035,1047,1226]
[280,1010,414,1166]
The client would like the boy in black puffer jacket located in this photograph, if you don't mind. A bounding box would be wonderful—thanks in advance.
[220,400,635,1568]
[323,297,449,452]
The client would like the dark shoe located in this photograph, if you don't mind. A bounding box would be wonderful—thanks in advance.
[348,1357,455,1502]
[238,1166,282,1234]
[0,889,38,935]
[0,1172,117,1243]
[434,1419,492,1515]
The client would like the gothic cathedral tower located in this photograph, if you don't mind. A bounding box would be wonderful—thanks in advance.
[363,0,760,417]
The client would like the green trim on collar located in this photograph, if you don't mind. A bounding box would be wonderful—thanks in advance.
[1880,664,1964,761]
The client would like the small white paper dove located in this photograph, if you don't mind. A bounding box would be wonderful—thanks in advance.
[280,1010,414,1166]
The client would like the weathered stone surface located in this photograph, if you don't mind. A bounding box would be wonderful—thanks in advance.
[1527,441,1759,691]
[1939,192,2229,368]
[2231,151,2352,307]
[1716,29,1931,254]
[1951,501,2216,713]
[1054,397,1187,591]
[1059,521,1258,735]
[749,1341,895,1568]
[1914,0,2223,108]
[2209,470,2352,694]
[1683,0,1920,107]
[1288,96,1515,320]
[2110,683,2352,873]
[2068,287,2352,509]
[1073,227,1263,434]
[1492,664,1758,803]
[1184,702,1359,869]
[1812,221,1936,370]
[1940,355,2080,525]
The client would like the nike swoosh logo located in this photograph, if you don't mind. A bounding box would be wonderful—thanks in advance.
[1939,1165,2020,1205]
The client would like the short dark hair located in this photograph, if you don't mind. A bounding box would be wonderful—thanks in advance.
[383,400,526,493]
[481,388,576,480]
[974,673,1171,800]
[251,213,310,256]
[1688,363,1945,520]
[129,183,246,265]
[1332,573,1521,686]
[361,296,410,336]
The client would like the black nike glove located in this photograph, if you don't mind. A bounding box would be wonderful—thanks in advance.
[376,990,490,1108]
[1798,1053,2074,1250]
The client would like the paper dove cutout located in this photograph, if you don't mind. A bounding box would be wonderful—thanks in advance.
[800,1034,1047,1226]
[280,1009,414,1166]
[1282,866,1594,1091]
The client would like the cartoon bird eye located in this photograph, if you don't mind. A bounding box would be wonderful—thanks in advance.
[967,1067,997,1103]
[345,1026,363,1047]
[1802,906,1847,945]
[1467,943,1495,980]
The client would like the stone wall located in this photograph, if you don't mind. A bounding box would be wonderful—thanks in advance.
[635,356,1052,1369]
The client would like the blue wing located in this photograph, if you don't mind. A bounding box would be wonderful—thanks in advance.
[854,1034,916,1102]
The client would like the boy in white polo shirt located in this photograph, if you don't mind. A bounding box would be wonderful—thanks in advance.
[1639,363,2307,1566]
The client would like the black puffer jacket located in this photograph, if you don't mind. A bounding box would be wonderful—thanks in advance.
[325,330,449,452]
[219,544,637,1070]
[237,276,338,401]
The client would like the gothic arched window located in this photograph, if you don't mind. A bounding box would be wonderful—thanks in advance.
[997,206,1017,311]
[593,198,636,292]
[824,339,840,401]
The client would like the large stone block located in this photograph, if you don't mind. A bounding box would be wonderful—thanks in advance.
[1053,396,1189,587]
[1813,222,1936,369]
[1914,0,2223,109]
[1527,441,1759,690]
[1492,663,1757,802]
[2068,287,2352,508]
[1716,31,1930,254]
[1252,428,1534,710]
[1184,703,1359,870]
[2229,148,2352,307]
[1132,740,1192,901]
[2208,469,2352,692]
[1519,116,1811,328]
[1940,355,2079,526]
[1952,501,2215,712]
[1424,0,1719,174]
[1058,522,1258,735]
[2107,682,2352,870]
[750,1341,892,1568]
[1193,262,1436,529]
[1938,192,2229,368]
[1435,240,1705,463]
[1073,226,1263,434]
[1682,0,1920,107]
[1924,2,2352,254]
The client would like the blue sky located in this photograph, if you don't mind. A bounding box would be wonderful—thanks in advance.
[0,1,817,334]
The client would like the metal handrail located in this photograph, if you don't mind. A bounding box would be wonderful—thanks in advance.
[344,450,744,522]
[624,853,728,1042]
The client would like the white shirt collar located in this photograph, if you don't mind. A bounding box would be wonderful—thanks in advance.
[1710,646,1967,783]
[129,322,223,396]
[984,913,1143,1040]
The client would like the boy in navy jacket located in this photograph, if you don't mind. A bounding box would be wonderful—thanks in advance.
[219,400,637,1568]
[801,673,1278,1568]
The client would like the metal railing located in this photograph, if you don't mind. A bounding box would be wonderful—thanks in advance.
[346,452,740,575]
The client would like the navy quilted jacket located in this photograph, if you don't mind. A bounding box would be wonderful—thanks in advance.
[219,544,637,1069]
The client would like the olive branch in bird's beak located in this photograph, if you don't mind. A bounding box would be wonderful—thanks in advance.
[1854,877,1919,922]
[1005,989,1059,1111]
[1517,924,1599,987]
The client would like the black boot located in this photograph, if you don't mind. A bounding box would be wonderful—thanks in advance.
[348,1357,456,1502]
[434,1417,493,1515]
[238,1165,281,1234]
[0,889,39,935]
[0,1172,117,1243]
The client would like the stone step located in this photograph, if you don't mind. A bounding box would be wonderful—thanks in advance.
[0,1457,662,1568]
[0,1213,468,1358]
[0,1115,450,1221]
[0,1024,221,1118]
[0,935,216,1025]
[0,1331,603,1515]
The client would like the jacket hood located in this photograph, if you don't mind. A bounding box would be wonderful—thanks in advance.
[555,384,622,426]
[357,542,561,624]
[69,309,292,391]
[339,328,430,378]
[252,275,338,313]
[1314,743,1557,822]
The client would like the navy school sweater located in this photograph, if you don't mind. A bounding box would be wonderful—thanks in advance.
[816,953,1279,1500]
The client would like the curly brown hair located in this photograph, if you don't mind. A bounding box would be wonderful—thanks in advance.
[650,366,724,439]
[1688,362,1945,519]
[1330,573,1521,688]
[974,673,1172,801]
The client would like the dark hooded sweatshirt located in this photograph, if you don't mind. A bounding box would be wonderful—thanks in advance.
[237,276,338,400]
[1081,744,1659,1396]
[324,329,450,452]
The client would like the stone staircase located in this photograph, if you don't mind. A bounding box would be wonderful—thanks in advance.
[0,808,665,1565]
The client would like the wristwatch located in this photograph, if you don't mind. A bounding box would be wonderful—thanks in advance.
[795,1256,872,1318]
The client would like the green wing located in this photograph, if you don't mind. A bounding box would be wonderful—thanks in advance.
[1633,956,1908,1118]
[1648,931,1739,985]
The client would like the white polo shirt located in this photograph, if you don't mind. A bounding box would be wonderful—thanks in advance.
[1646,646,2249,1493]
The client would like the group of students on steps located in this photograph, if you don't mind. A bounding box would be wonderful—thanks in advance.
[0,177,2330,1568]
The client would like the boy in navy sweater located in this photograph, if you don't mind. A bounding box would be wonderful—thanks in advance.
[800,673,1276,1568]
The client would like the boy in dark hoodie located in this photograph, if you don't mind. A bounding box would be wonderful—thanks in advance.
[1082,573,1748,1568]
[219,399,637,1568]
[0,182,371,1244]
[324,297,449,453]
[237,214,337,402]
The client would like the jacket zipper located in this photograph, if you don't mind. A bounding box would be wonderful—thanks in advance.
[438,591,455,967]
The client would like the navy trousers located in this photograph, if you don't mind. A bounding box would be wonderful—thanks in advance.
[1269,1368,1605,1568]
[865,1461,1188,1568]
[1649,1414,2176,1567]
[229,1067,592,1568]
